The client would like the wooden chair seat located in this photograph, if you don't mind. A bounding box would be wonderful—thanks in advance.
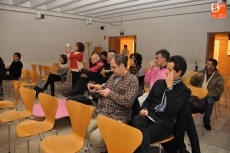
[153,134,174,144]
[0,100,17,108]
[16,120,54,137]
[0,110,31,122]
[40,134,84,153]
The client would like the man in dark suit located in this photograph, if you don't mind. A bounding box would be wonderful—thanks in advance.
[131,55,191,153]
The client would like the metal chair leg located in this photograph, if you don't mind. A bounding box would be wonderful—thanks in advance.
[13,135,18,153]
[200,114,204,135]
[27,137,30,153]
[8,122,11,153]
[159,144,161,153]
[82,139,91,152]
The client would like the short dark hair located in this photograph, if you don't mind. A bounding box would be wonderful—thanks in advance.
[168,55,187,77]
[129,53,142,68]
[60,54,68,64]
[0,57,5,68]
[113,54,127,68]
[101,51,107,58]
[108,50,117,54]
[76,42,85,52]
[124,45,127,48]
[14,52,21,60]
[155,49,170,61]
[208,58,218,68]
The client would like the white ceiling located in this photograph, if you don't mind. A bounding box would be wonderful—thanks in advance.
[0,0,220,19]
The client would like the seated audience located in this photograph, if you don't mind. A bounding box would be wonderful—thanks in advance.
[100,51,107,65]
[41,54,68,96]
[0,57,5,96]
[86,54,139,153]
[66,42,85,89]
[190,58,224,130]
[99,51,116,84]
[144,49,170,89]
[62,53,104,97]
[131,55,191,153]
[0,52,23,92]
[129,53,145,97]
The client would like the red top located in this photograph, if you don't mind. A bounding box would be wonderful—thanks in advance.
[69,52,83,69]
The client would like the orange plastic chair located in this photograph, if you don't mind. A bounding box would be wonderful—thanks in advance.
[97,116,142,153]
[31,64,37,71]
[53,62,59,67]
[14,93,58,153]
[40,101,94,153]
[0,86,36,153]
[152,135,174,153]
[0,81,19,110]
[20,70,38,87]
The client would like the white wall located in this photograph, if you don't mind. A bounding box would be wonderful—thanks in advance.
[100,3,230,71]
[0,8,103,69]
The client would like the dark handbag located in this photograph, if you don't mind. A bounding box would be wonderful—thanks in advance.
[67,95,94,105]
[188,95,207,114]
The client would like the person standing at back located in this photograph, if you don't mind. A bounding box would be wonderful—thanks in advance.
[145,49,170,89]
[190,58,224,131]
[122,45,129,60]
[66,42,85,89]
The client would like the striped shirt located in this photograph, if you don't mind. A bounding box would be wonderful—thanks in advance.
[92,72,139,123]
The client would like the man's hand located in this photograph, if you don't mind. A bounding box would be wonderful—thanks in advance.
[81,74,88,78]
[166,71,174,88]
[6,71,10,75]
[96,88,111,97]
[100,69,106,75]
[140,109,148,116]
[197,73,203,78]
[150,59,156,69]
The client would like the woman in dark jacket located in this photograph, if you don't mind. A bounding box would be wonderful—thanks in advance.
[0,57,5,97]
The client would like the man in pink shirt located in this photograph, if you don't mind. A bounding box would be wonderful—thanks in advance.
[144,49,170,89]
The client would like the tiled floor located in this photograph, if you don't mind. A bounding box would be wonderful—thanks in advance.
[0,82,230,153]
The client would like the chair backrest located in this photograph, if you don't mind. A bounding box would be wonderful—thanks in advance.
[187,70,198,77]
[53,62,59,67]
[21,69,29,83]
[66,100,94,138]
[31,64,37,71]
[187,86,208,98]
[38,93,58,127]
[49,66,58,74]
[29,70,38,84]
[42,65,50,75]
[83,62,89,68]
[143,67,148,74]
[97,116,143,153]
[222,75,230,85]
[13,81,20,103]
[182,76,191,85]
[38,64,43,75]
[19,86,36,113]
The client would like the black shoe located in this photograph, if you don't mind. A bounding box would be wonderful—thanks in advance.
[204,124,211,130]
[51,93,55,97]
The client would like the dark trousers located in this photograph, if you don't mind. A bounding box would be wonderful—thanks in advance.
[203,97,215,124]
[0,74,19,88]
[43,74,62,94]
[71,71,81,89]
[74,77,89,95]
[131,115,170,153]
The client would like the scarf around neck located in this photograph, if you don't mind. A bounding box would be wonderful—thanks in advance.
[154,77,182,112]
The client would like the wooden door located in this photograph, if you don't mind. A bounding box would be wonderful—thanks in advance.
[109,37,120,53]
